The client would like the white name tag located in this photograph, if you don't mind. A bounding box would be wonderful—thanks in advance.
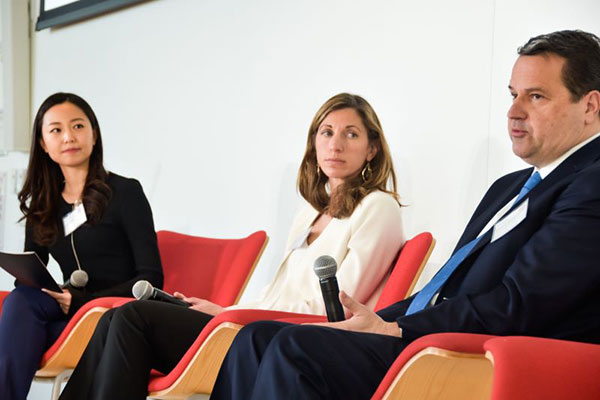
[63,202,87,236]
[491,198,528,243]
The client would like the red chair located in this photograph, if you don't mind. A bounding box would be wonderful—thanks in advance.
[370,332,494,400]
[0,230,268,400]
[484,336,600,400]
[146,232,435,399]
[371,332,600,400]
[0,291,9,314]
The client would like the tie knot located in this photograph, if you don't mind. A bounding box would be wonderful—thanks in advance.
[524,171,542,191]
[515,171,542,204]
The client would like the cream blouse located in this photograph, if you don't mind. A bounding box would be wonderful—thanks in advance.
[227,190,405,315]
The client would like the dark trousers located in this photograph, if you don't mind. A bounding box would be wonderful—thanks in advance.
[59,300,213,400]
[0,286,68,400]
[210,321,407,400]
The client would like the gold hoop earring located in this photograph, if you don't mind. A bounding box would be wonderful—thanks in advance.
[361,162,372,183]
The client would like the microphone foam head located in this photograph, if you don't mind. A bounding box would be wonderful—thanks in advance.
[132,280,153,300]
[313,255,338,279]
[70,270,88,288]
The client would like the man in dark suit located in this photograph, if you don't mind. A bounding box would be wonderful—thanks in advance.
[210,30,600,400]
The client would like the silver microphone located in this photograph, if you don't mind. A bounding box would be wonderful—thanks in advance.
[314,255,345,322]
[61,269,88,289]
[132,280,189,306]
[69,269,88,288]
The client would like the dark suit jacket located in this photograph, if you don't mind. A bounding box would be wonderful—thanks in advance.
[379,136,600,344]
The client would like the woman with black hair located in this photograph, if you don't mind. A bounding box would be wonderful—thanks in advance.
[0,92,163,400]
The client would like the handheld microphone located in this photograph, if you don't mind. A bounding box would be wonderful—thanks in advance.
[61,232,89,289]
[313,255,345,322]
[132,280,190,307]
[61,269,89,289]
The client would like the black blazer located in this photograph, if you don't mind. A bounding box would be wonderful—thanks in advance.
[379,136,600,344]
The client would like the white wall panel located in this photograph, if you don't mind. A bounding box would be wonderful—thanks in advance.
[0,2,597,396]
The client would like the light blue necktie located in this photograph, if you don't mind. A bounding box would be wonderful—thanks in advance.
[405,171,542,315]
[513,171,542,205]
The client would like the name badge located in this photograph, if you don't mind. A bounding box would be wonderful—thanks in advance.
[491,198,528,243]
[63,202,87,236]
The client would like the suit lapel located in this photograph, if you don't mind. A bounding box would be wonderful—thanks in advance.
[464,177,526,256]
[464,136,600,260]
[455,170,531,250]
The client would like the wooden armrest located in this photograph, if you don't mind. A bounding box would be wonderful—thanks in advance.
[381,347,493,400]
[37,297,134,376]
[36,306,110,376]
[148,321,243,397]
[372,333,495,400]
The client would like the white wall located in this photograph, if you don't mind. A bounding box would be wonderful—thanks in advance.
[0,0,597,398]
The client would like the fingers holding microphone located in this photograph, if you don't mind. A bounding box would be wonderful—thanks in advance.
[310,291,402,338]
[173,291,198,304]
[131,282,225,315]
[174,292,225,316]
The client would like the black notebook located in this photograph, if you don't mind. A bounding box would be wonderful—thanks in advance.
[0,251,62,292]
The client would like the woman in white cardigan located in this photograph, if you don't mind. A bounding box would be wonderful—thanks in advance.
[59,92,405,400]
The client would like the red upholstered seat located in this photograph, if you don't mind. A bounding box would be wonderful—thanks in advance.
[484,336,600,400]
[370,333,600,400]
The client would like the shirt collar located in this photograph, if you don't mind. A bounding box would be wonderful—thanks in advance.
[536,131,600,179]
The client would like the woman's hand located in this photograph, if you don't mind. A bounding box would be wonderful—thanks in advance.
[174,292,224,316]
[41,288,72,315]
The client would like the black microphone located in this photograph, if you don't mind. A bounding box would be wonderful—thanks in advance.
[313,255,345,322]
[132,280,189,307]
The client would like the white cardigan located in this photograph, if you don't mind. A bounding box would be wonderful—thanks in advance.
[228,190,405,315]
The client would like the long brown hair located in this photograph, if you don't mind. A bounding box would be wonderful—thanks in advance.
[18,93,112,246]
[297,93,398,218]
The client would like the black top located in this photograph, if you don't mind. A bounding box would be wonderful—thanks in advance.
[24,173,164,316]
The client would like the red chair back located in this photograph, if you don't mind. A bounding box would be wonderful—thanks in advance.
[375,232,434,311]
[0,291,9,314]
[157,230,268,307]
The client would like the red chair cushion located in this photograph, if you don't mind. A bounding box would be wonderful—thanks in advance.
[485,336,600,400]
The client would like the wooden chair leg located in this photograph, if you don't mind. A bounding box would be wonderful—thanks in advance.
[34,368,73,400]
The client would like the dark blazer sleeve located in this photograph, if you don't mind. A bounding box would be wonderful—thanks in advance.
[395,164,600,342]
[68,179,163,313]
[24,220,49,265]
[18,220,51,288]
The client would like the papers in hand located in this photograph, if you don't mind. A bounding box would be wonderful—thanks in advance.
[0,251,62,292]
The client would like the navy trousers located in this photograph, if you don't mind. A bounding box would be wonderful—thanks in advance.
[210,321,407,400]
[0,286,68,400]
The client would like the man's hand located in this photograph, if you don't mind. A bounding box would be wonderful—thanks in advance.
[309,291,402,337]
[174,292,225,316]
[42,288,72,315]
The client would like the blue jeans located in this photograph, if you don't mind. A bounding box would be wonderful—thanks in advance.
[0,286,68,400]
